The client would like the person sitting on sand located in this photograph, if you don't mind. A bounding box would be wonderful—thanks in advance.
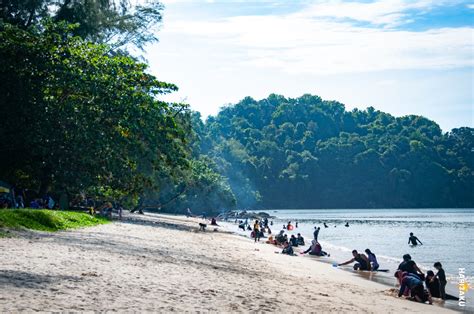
[398,254,424,279]
[425,270,458,300]
[297,233,305,246]
[397,271,432,304]
[408,232,423,246]
[238,222,246,231]
[338,250,371,271]
[281,241,294,255]
[275,230,286,244]
[365,249,379,271]
[211,218,218,226]
[266,235,275,245]
[303,240,328,256]
[289,235,299,247]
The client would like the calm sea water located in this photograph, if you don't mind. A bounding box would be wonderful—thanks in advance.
[269,209,473,278]
[224,208,473,306]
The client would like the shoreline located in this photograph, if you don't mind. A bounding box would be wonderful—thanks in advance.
[0,212,458,312]
[220,219,468,313]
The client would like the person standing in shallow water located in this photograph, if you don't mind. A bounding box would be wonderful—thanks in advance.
[313,226,320,241]
[408,232,423,245]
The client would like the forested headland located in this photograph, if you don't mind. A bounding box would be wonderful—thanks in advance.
[198,95,473,209]
[1,1,472,213]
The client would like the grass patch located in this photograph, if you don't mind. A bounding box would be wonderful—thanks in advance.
[0,209,109,232]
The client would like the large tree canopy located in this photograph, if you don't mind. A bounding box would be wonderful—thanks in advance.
[0,22,187,199]
[199,94,474,209]
[0,0,163,49]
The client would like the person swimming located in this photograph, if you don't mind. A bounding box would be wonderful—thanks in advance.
[365,249,379,271]
[408,232,423,245]
[338,250,371,270]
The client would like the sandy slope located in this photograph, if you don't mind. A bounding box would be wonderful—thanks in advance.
[0,213,454,313]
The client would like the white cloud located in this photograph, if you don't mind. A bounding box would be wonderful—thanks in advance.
[296,0,459,27]
[162,10,473,75]
[147,0,473,130]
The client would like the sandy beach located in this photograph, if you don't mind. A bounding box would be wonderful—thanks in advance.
[0,213,455,313]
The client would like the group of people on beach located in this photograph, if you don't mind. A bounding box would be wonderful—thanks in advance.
[232,218,457,307]
[395,253,458,304]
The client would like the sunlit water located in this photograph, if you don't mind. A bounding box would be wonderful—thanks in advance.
[222,208,473,308]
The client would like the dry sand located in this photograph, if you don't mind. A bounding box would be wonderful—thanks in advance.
[0,213,455,313]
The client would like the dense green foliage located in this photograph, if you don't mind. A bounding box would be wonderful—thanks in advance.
[0,0,162,50]
[0,209,108,231]
[200,94,474,209]
[0,21,235,213]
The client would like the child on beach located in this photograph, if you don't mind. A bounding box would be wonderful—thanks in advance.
[425,270,458,300]
[432,262,447,300]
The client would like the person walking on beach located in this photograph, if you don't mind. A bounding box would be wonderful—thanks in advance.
[313,226,320,241]
[253,220,260,243]
[338,250,371,271]
[408,232,423,245]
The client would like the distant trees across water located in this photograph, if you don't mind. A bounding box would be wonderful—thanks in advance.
[197,94,473,209]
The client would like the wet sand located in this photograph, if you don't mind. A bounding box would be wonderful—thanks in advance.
[0,213,455,312]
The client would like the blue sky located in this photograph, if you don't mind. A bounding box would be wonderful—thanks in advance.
[144,0,473,131]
